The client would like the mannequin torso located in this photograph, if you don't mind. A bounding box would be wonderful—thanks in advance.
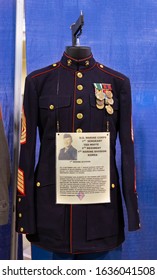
[65,46,91,59]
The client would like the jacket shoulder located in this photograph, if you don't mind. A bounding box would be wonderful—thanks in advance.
[97,62,129,81]
[27,62,60,79]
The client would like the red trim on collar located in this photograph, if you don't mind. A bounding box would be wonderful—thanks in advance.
[64,52,93,62]
[60,62,96,72]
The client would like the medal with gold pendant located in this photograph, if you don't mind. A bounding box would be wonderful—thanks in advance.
[105,105,114,115]
[96,99,105,109]
[94,83,105,110]
[105,98,114,105]
[102,84,114,114]
[105,90,113,99]
[95,89,105,101]
[96,103,104,109]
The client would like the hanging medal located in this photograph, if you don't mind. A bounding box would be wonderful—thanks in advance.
[93,83,114,114]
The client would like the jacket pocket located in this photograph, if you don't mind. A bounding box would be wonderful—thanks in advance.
[39,95,72,134]
[39,95,71,110]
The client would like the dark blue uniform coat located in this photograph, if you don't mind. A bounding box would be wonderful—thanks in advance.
[16,52,140,254]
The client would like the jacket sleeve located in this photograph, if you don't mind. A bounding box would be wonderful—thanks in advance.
[119,78,140,231]
[16,75,38,234]
[0,106,10,225]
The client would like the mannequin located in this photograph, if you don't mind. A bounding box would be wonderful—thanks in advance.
[16,12,140,261]
[65,46,91,59]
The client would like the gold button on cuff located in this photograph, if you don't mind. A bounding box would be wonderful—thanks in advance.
[77,85,83,91]
[77,113,83,119]
[19,213,22,218]
[76,98,83,105]
[85,60,89,66]
[36,182,41,187]
[49,104,54,110]
[76,128,83,133]
[18,198,21,202]
[100,64,104,68]
[77,72,83,78]
[52,63,57,67]
[20,227,24,233]
[111,183,115,189]
[67,59,72,66]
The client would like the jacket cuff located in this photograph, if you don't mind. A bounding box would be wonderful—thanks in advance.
[16,195,36,234]
[127,192,141,231]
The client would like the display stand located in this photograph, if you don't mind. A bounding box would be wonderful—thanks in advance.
[10,0,24,260]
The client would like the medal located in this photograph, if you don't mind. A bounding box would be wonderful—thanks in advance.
[105,98,114,105]
[96,104,104,109]
[96,99,105,106]
[105,105,114,115]
[105,90,113,99]
[94,83,114,112]
[95,90,105,101]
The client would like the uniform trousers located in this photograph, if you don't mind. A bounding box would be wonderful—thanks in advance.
[31,245,122,260]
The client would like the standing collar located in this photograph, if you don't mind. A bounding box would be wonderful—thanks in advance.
[60,52,96,71]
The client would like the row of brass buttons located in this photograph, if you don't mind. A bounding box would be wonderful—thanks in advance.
[76,72,84,132]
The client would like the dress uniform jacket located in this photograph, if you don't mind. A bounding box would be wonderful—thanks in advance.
[16,52,140,254]
[0,106,10,225]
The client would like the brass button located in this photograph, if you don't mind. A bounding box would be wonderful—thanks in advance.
[76,128,83,133]
[49,104,54,110]
[77,113,83,119]
[20,227,24,233]
[76,98,83,105]
[52,63,57,67]
[85,60,89,66]
[77,72,83,78]
[18,198,21,202]
[19,213,22,218]
[77,85,83,91]
[111,183,115,189]
[36,182,41,187]
[100,64,104,68]
[67,59,72,66]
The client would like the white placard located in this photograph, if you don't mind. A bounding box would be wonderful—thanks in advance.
[56,132,110,204]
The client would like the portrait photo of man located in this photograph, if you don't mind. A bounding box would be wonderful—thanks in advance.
[58,133,77,160]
